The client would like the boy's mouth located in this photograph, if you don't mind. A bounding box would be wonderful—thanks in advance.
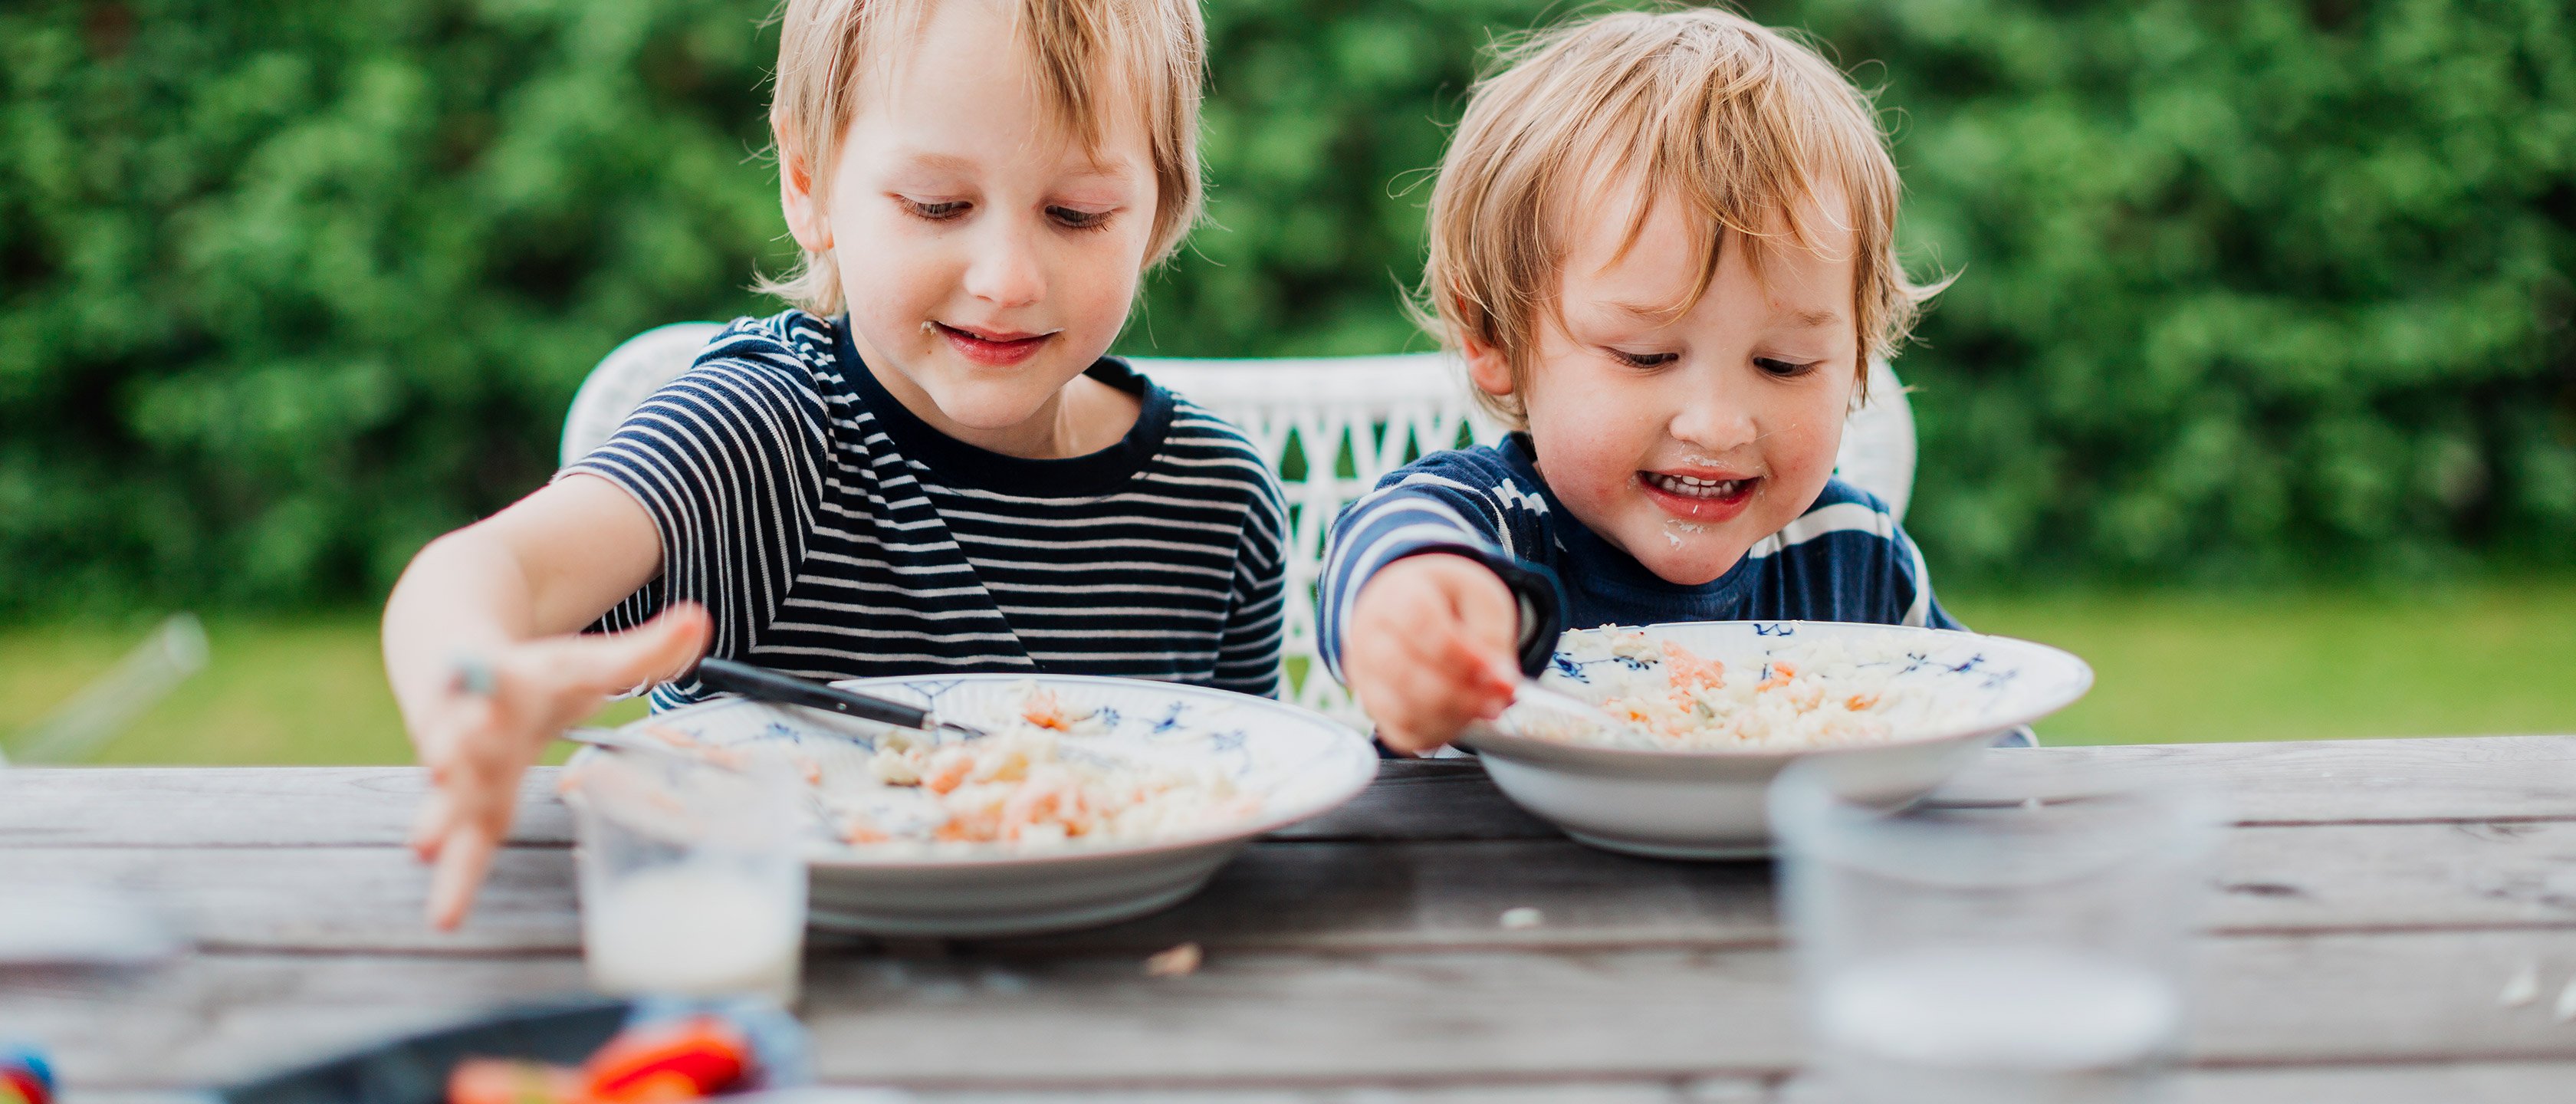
[934,321,1053,366]
[1638,469,1760,523]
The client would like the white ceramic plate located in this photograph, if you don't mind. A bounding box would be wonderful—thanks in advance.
[578,673,1378,937]
[1457,621,2093,859]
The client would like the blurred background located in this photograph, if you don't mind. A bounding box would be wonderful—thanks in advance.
[1,0,2569,763]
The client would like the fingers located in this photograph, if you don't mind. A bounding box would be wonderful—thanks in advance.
[426,820,500,931]
[408,787,452,862]
[1345,554,1533,754]
[412,609,713,932]
[583,604,713,692]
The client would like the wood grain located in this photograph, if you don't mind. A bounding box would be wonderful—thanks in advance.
[8,737,2572,853]
[14,740,2576,1094]
[16,931,2576,1089]
[10,817,2576,957]
[1940,736,2576,824]
[56,1064,2576,1103]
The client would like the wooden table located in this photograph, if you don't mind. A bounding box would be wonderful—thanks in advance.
[8,738,2576,1101]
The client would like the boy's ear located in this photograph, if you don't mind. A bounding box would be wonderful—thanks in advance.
[1460,330,1514,399]
[774,115,833,254]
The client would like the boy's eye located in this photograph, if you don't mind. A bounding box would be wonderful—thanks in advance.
[1609,349,1679,370]
[1755,356,1818,378]
[1048,205,1113,232]
[900,198,971,220]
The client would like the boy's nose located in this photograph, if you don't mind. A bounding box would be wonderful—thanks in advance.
[1668,389,1760,454]
[961,222,1047,308]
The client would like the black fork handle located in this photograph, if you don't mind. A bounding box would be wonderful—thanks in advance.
[692,658,936,732]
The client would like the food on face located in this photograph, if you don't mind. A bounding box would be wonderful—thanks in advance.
[1520,628,1961,751]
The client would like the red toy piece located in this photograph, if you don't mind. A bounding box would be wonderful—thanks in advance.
[582,1017,752,1101]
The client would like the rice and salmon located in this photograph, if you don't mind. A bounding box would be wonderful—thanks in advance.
[1526,626,1969,751]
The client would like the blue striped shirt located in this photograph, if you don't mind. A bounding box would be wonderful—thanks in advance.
[564,310,1289,709]
[1319,434,1960,688]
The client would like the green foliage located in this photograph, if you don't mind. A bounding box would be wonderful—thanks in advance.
[2,0,2570,611]
[0,0,788,610]
[1781,0,2576,581]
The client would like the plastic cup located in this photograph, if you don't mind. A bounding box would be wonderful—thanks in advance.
[572,750,807,1006]
[1769,757,2222,1104]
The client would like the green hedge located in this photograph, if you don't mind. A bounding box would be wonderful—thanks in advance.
[2,0,2570,611]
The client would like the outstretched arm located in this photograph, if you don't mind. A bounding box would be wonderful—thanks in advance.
[382,473,705,930]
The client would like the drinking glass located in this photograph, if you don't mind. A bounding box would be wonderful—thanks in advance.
[573,749,807,1006]
[1769,757,2222,1104]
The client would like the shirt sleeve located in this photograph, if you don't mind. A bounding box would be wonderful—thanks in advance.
[1316,468,1565,686]
[1211,467,1290,698]
[560,320,830,677]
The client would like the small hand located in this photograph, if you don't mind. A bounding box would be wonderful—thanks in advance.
[1341,554,1521,755]
[409,604,711,929]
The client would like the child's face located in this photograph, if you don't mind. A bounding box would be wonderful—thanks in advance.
[1467,184,1862,586]
[787,0,1159,445]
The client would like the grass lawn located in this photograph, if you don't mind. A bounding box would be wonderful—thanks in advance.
[1947,580,2576,745]
[2,580,2570,764]
[0,616,642,766]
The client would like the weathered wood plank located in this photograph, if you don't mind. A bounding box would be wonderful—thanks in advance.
[0,760,1554,849]
[2172,1063,2576,1104]
[8,738,2574,853]
[923,1086,1722,1102]
[0,767,577,847]
[0,846,584,953]
[1942,736,2576,824]
[924,1064,2576,1104]
[13,817,2576,956]
[57,1064,2576,1104]
[15,931,2576,1089]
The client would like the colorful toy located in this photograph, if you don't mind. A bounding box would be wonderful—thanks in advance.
[1,1045,54,1104]
[445,1015,752,1104]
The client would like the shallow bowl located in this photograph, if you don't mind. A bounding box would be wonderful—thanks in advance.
[1456,621,2093,859]
[577,673,1378,937]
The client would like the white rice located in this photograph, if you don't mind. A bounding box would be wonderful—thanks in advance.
[1524,627,1962,751]
[810,685,1257,850]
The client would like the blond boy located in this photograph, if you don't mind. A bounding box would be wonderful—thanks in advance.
[1322,8,1987,754]
[385,0,1286,928]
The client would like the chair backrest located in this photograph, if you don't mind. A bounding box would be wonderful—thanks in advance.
[562,326,1915,727]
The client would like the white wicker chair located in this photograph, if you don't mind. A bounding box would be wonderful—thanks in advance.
[562,324,1917,727]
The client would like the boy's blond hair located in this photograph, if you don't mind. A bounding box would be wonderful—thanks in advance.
[759,0,1206,315]
[1424,7,1937,426]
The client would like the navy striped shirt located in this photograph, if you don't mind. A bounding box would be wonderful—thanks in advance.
[565,310,1289,709]
[1319,434,1960,688]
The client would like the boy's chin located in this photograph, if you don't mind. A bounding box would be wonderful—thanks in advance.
[916,376,1076,431]
[1624,531,1751,587]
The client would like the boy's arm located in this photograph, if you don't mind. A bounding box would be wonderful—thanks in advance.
[1211,473,1290,698]
[562,328,830,681]
[382,474,708,930]
[1319,473,1566,752]
[389,317,830,928]
[1318,477,1564,686]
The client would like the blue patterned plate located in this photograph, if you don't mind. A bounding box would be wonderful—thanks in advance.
[586,674,1376,936]
[1460,621,2093,859]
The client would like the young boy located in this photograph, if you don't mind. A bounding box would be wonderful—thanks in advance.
[1322,8,1986,754]
[384,0,1286,928]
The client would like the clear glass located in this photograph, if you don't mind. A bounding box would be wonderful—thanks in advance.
[573,750,807,1006]
[1769,757,2222,1104]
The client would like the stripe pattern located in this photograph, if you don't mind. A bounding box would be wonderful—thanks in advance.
[1319,434,1960,688]
[567,310,1287,710]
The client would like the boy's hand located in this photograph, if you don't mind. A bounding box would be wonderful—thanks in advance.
[408,605,710,930]
[1342,554,1522,755]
